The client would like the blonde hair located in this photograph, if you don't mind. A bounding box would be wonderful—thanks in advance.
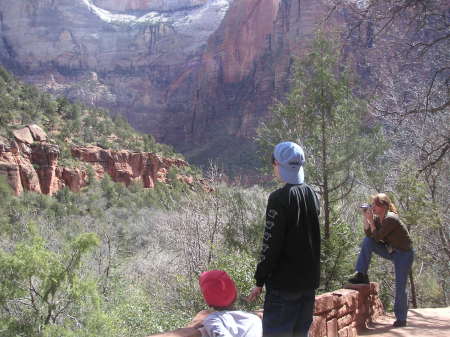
[371,193,398,214]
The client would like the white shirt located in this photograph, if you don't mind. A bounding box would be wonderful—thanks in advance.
[199,310,262,337]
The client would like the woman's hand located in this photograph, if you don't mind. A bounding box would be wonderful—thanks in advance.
[363,208,376,232]
[367,210,377,232]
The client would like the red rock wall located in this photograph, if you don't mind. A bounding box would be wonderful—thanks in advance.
[0,125,191,195]
[71,145,188,189]
[310,283,384,337]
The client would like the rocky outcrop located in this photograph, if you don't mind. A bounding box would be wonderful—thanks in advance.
[1,126,51,195]
[0,125,192,195]
[71,145,188,188]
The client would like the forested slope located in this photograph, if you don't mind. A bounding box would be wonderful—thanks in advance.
[0,67,268,337]
[0,66,205,196]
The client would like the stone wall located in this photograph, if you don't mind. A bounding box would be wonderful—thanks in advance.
[310,283,384,337]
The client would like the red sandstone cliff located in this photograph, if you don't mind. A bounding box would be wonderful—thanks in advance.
[0,125,191,195]
[161,0,339,164]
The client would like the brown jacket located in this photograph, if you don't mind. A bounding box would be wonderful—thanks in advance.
[365,212,412,251]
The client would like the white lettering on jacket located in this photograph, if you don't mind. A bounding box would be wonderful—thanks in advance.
[265,220,275,230]
[267,209,278,219]
[259,208,278,262]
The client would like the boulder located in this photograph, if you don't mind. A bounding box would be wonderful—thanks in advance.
[13,127,34,144]
[28,124,47,141]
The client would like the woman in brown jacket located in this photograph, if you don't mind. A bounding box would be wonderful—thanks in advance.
[348,193,414,328]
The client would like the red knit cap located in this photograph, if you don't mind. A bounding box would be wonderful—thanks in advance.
[199,270,237,308]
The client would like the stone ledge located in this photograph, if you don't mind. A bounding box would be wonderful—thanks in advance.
[310,283,383,337]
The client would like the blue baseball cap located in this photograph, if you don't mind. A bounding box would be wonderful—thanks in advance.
[273,141,305,184]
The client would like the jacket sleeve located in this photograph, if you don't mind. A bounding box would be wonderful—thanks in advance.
[202,314,233,337]
[254,193,287,287]
[372,216,398,242]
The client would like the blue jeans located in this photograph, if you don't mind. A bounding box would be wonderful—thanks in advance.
[263,287,315,337]
[355,237,414,321]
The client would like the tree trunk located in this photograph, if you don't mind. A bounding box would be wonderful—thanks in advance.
[321,91,330,240]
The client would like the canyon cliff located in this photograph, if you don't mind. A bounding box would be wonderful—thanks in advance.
[0,0,370,167]
[0,125,192,195]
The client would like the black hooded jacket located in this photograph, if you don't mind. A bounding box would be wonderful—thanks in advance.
[254,183,321,291]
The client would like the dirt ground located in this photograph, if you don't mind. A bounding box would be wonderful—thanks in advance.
[359,308,450,337]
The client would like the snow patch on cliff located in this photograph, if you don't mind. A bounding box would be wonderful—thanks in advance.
[81,0,231,28]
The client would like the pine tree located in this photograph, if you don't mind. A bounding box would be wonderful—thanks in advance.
[257,32,384,239]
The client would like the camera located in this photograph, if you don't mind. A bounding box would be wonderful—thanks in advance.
[360,203,371,211]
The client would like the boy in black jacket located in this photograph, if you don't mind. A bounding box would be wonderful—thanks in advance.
[247,141,321,337]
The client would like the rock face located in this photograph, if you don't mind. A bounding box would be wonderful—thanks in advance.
[0,0,231,145]
[0,125,190,195]
[172,0,335,145]
[0,0,350,166]
[71,145,188,188]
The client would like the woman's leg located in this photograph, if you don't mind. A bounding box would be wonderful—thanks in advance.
[355,237,392,274]
[393,250,414,322]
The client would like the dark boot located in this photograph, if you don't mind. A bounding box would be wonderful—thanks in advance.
[347,272,369,284]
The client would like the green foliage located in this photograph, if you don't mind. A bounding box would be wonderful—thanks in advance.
[0,65,12,83]
[0,175,12,225]
[220,187,266,254]
[394,162,432,228]
[102,281,192,337]
[209,250,263,311]
[320,220,359,293]
[0,229,102,336]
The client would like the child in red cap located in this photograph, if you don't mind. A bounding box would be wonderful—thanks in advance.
[198,270,262,337]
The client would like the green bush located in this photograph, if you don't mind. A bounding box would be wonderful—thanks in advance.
[101,280,192,337]
[0,230,103,336]
[320,220,359,293]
